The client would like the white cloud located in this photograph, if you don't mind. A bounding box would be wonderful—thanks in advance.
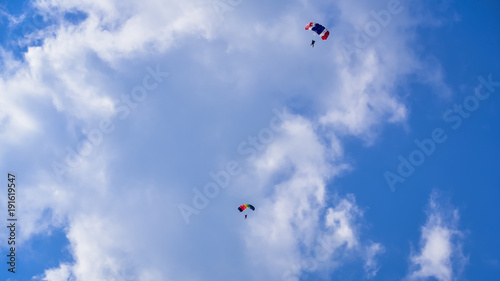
[406,191,468,281]
[240,116,333,279]
[40,263,73,281]
[32,0,218,62]
[0,0,221,138]
[237,116,379,280]
[0,53,41,148]
[364,242,385,278]
[320,49,410,141]
[0,0,454,280]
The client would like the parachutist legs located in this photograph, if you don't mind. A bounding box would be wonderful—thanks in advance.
[311,40,315,47]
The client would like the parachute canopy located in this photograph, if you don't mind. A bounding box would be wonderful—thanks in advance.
[238,204,255,212]
[305,22,330,40]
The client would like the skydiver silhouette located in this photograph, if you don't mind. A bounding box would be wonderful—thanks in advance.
[310,40,315,47]
[245,214,247,219]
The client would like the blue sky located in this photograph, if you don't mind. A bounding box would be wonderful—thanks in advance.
[0,0,499,280]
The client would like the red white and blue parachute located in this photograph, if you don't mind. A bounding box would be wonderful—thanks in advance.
[305,22,330,40]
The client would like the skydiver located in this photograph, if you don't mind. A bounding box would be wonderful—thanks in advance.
[245,214,248,219]
[310,40,315,47]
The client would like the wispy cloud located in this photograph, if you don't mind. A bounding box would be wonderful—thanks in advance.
[364,242,385,278]
[406,191,468,281]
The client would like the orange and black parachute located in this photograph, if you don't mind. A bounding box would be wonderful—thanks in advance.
[238,204,255,212]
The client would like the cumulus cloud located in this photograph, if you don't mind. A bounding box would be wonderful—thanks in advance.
[237,116,380,280]
[1,0,221,140]
[32,0,218,61]
[406,191,468,281]
[0,0,452,280]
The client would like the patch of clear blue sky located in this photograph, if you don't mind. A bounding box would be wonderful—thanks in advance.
[1,0,87,61]
[18,228,74,280]
[1,0,43,58]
